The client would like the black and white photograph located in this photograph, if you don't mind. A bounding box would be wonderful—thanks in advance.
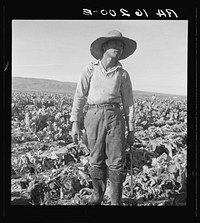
[10,19,189,208]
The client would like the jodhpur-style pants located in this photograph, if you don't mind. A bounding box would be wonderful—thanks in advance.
[84,104,126,171]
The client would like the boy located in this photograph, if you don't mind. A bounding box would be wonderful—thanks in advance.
[70,30,137,205]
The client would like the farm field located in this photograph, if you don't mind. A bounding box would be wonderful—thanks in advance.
[11,91,187,206]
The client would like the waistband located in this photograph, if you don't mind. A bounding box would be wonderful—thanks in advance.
[85,103,120,110]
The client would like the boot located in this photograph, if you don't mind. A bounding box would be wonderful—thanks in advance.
[87,166,107,205]
[87,178,107,205]
[109,169,127,206]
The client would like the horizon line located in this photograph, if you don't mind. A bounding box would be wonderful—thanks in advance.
[12,76,187,97]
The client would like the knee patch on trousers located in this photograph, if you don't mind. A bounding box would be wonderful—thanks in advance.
[109,169,127,183]
[89,166,107,179]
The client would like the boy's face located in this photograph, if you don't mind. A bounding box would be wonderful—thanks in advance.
[102,39,124,60]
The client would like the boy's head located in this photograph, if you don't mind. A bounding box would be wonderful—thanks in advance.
[102,39,125,60]
[90,30,137,60]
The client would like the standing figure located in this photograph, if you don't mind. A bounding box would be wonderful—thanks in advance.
[70,30,137,205]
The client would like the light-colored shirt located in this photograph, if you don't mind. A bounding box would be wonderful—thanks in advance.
[70,60,135,131]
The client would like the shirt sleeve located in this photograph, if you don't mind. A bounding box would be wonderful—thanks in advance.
[70,64,93,122]
[120,70,135,132]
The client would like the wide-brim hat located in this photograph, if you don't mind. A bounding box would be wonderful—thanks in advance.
[90,30,137,60]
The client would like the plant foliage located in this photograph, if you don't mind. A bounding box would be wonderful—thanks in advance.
[11,92,187,206]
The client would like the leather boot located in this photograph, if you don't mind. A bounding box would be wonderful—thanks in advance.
[87,166,107,205]
[109,169,127,206]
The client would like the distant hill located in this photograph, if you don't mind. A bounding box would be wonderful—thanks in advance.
[12,77,77,96]
[12,77,186,99]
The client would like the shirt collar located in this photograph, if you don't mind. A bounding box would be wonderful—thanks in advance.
[97,60,122,75]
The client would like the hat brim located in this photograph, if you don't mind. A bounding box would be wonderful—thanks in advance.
[90,36,137,60]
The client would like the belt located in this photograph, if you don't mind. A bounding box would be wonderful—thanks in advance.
[85,103,120,110]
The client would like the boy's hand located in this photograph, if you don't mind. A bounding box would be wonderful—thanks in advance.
[71,121,81,144]
[127,131,135,146]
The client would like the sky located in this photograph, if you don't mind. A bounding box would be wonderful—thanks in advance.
[12,20,188,96]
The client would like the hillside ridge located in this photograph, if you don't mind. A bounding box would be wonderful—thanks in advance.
[12,77,186,98]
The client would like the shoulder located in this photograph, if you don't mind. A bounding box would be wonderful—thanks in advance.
[119,67,130,80]
[118,67,131,86]
[116,62,129,77]
[81,61,98,77]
